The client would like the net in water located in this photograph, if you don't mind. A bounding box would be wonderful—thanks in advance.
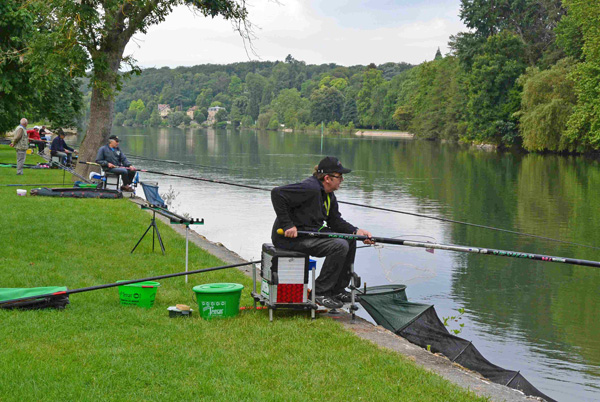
[358,285,555,402]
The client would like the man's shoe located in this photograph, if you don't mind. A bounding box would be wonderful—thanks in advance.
[315,295,343,309]
[120,185,133,192]
[334,291,359,303]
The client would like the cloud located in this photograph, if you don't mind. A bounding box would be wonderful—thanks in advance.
[125,0,466,68]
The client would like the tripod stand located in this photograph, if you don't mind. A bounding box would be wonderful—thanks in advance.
[131,210,166,255]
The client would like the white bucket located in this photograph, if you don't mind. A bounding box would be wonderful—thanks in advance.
[16,189,26,196]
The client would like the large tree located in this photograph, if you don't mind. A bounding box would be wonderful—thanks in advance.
[0,0,84,133]
[41,0,250,178]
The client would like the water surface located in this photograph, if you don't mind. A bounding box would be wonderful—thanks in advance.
[110,127,600,401]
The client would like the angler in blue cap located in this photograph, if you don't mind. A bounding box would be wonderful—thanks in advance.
[95,135,136,192]
[271,156,373,309]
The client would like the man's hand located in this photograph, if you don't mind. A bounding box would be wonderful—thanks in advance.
[128,165,136,170]
[9,143,14,148]
[356,228,374,244]
[107,163,115,168]
[284,226,298,238]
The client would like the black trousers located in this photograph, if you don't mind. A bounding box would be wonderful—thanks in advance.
[107,167,136,186]
[30,140,45,153]
[273,236,356,296]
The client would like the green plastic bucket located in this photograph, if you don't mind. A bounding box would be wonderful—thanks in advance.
[192,283,244,319]
[117,281,160,308]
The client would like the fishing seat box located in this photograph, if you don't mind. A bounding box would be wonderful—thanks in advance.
[101,169,121,191]
[251,243,317,321]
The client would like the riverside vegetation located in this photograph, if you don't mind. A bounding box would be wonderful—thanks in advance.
[0,145,486,401]
[90,1,600,151]
[3,1,600,153]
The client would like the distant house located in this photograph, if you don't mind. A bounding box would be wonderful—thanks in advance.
[206,106,226,125]
[158,104,171,119]
[186,106,198,120]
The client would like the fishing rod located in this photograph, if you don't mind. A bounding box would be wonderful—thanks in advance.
[277,229,600,269]
[79,161,269,192]
[78,161,598,250]
[0,260,259,308]
[42,154,92,183]
[0,183,67,187]
[127,154,236,172]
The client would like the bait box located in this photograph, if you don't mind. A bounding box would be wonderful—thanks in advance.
[167,306,193,318]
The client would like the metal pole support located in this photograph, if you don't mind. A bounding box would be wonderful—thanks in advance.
[311,264,316,320]
[185,225,189,284]
[252,263,257,309]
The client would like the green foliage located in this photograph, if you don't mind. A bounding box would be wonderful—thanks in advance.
[408,57,465,140]
[271,89,310,128]
[168,111,186,127]
[148,110,162,127]
[257,110,274,130]
[215,108,228,124]
[129,99,145,112]
[561,0,600,151]
[459,0,565,64]
[241,115,254,127]
[0,0,83,132]
[310,86,344,124]
[555,11,584,61]
[113,112,126,126]
[518,58,577,151]
[341,97,358,126]
[193,109,206,123]
[267,116,280,130]
[357,67,385,128]
[442,308,466,335]
[464,32,527,144]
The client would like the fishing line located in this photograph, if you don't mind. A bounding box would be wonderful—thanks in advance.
[127,154,237,172]
[368,234,438,284]
[81,159,598,250]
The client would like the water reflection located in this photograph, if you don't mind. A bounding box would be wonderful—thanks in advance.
[111,127,599,401]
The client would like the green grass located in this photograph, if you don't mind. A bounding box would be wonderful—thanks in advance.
[0,145,486,401]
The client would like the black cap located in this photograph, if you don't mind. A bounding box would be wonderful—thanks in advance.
[317,156,351,174]
[108,135,120,142]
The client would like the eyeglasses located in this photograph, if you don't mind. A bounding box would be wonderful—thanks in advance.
[329,174,343,180]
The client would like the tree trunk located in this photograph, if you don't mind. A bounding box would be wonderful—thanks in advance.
[75,48,125,181]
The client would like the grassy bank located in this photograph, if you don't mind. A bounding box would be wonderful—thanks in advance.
[0,145,485,401]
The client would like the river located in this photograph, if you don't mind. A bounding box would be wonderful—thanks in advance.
[101,126,600,401]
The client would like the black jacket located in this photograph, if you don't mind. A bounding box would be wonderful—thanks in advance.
[95,144,131,168]
[271,176,356,242]
[50,137,73,154]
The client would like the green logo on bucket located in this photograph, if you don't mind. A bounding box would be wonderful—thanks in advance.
[201,301,226,316]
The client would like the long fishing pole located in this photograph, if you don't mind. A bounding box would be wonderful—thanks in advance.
[78,162,599,250]
[0,183,67,187]
[0,261,258,307]
[278,229,600,269]
[127,153,236,172]
[79,162,268,192]
[43,154,92,183]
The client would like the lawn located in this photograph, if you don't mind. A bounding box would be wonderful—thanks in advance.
[0,145,486,401]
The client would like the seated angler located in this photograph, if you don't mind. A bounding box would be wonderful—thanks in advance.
[50,129,75,165]
[95,135,136,192]
[27,126,46,155]
[271,156,373,309]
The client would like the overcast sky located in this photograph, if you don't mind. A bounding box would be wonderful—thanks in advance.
[125,0,466,68]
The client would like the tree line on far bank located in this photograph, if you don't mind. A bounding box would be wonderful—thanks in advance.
[3,1,600,153]
[96,1,600,152]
